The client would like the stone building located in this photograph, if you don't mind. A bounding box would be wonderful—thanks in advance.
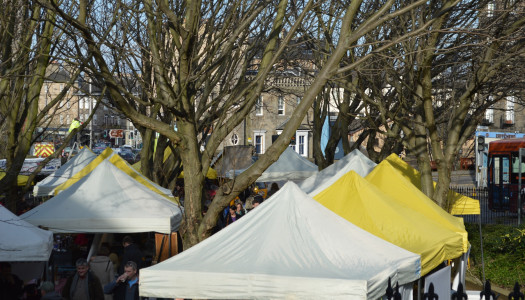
[36,62,135,148]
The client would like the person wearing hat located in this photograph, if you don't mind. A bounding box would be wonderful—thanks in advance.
[40,281,64,300]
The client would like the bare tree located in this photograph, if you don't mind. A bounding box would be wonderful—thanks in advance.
[49,0,436,247]
[0,0,92,211]
[344,0,525,209]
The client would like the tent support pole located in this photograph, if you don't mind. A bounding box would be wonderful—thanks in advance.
[87,233,102,261]
[169,232,172,258]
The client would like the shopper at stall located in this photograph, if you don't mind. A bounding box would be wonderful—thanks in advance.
[62,258,104,300]
[104,261,139,300]
[119,236,144,274]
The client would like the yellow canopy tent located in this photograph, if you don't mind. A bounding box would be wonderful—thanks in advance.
[385,154,480,215]
[132,147,217,180]
[365,161,469,253]
[178,168,217,180]
[53,148,179,204]
[0,172,32,186]
[313,171,465,275]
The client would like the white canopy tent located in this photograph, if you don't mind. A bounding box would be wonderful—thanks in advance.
[0,204,53,261]
[22,159,183,234]
[227,147,318,182]
[297,149,377,196]
[52,148,174,199]
[139,182,421,300]
[33,147,96,197]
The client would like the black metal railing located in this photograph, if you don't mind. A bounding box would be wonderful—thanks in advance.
[451,186,521,226]
[386,279,524,299]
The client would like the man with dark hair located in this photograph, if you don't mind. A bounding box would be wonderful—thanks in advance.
[104,261,139,300]
[119,236,144,274]
[252,195,264,208]
[62,258,104,300]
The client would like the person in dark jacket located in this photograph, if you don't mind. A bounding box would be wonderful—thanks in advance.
[104,261,139,300]
[0,262,24,300]
[62,258,104,300]
[119,236,144,274]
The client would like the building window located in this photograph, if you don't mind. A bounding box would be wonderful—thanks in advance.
[278,96,285,115]
[506,96,515,124]
[80,114,84,122]
[254,131,265,154]
[296,131,308,157]
[231,133,239,145]
[296,96,301,105]
[93,115,98,125]
[66,115,71,124]
[256,96,263,116]
[298,135,306,156]
[104,115,108,125]
[60,115,64,124]
[67,101,71,109]
[84,114,89,121]
[487,2,495,17]
[485,105,494,123]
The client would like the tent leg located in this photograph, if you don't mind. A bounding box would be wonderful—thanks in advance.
[459,247,470,288]
[87,233,102,261]
[417,278,422,300]
[169,232,172,258]
[478,213,486,283]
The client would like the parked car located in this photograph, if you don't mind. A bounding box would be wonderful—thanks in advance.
[121,145,133,152]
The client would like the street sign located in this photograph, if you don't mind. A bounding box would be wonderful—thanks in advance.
[109,129,124,138]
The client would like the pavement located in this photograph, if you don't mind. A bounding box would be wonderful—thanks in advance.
[432,170,477,186]
[465,273,510,299]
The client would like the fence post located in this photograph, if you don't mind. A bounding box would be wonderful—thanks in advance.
[481,280,496,300]
[385,277,393,300]
[452,282,467,300]
[385,278,402,300]
[423,283,438,300]
[508,282,524,300]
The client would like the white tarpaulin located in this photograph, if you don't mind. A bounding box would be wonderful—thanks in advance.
[33,147,96,196]
[52,148,174,199]
[22,160,183,234]
[227,147,318,182]
[298,149,377,196]
[139,182,421,300]
[0,204,53,261]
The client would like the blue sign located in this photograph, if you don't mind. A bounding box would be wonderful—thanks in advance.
[475,131,525,139]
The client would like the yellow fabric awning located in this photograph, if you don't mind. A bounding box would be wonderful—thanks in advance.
[0,172,32,186]
[313,171,464,276]
[178,168,217,180]
[385,154,480,215]
[365,161,469,253]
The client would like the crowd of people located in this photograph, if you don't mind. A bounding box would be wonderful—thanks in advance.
[214,182,279,229]
[1,235,146,300]
[2,181,281,300]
